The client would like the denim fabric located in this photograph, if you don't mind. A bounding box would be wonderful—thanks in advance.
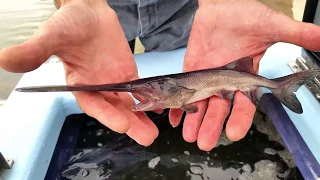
[107,0,198,52]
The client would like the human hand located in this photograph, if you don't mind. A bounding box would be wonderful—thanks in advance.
[0,0,158,146]
[169,0,320,151]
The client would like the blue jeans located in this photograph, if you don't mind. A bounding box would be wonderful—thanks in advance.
[107,0,198,52]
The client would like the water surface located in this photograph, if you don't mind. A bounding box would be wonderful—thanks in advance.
[45,109,304,180]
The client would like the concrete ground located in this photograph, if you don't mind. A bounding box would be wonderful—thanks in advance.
[0,0,307,108]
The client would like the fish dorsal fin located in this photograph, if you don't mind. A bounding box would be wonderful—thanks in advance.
[221,56,255,73]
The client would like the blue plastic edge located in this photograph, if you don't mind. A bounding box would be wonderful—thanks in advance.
[260,93,320,180]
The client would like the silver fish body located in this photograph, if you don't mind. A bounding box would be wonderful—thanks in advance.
[15,56,320,114]
[125,69,274,112]
[168,69,277,104]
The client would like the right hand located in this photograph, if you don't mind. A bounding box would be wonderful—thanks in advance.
[0,0,159,146]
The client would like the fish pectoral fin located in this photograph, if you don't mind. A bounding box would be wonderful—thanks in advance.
[216,90,235,100]
[181,104,198,113]
[242,87,263,107]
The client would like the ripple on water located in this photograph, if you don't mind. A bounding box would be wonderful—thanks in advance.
[0,0,56,49]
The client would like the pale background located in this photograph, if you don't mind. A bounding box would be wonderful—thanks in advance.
[0,0,307,107]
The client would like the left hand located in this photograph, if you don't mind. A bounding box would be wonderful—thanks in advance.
[169,0,320,151]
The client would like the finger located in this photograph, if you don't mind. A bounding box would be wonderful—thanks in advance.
[269,12,320,51]
[74,91,131,134]
[169,108,184,127]
[153,109,164,114]
[118,92,159,137]
[113,92,159,146]
[0,39,52,73]
[225,91,256,141]
[197,96,231,151]
[0,20,58,73]
[182,100,208,143]
[125,111,159,146]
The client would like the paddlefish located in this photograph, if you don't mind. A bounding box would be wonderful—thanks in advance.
[15,56,320,114]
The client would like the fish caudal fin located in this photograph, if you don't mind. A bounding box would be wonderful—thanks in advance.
[269,69,320,114]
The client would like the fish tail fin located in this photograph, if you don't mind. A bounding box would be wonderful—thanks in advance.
[15,83,131,92]
[269,70,320,114]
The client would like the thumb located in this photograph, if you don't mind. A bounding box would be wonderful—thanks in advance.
[0,21,58,73]
[271,13,320,51]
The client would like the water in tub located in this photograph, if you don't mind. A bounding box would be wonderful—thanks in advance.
[44,109,303,180]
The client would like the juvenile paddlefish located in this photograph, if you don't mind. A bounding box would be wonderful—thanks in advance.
[15,56,320,114]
